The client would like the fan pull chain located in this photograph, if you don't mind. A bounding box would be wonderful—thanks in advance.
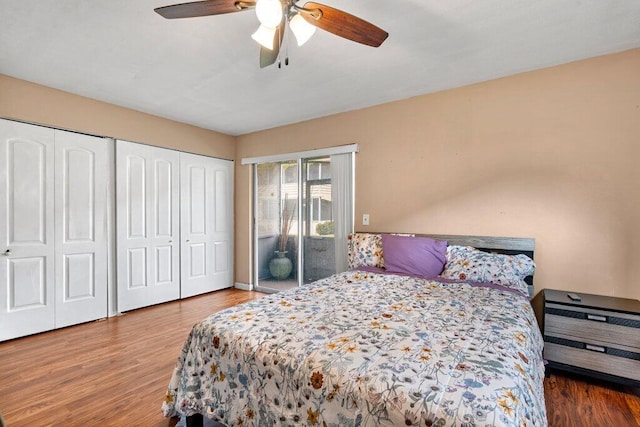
[277,24,283,68]
[284,26,289,66]
[278,22,290,69]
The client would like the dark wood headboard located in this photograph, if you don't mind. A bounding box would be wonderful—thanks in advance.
[376,233,536,297]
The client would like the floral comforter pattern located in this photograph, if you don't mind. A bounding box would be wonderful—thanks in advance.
[162,271,547,426]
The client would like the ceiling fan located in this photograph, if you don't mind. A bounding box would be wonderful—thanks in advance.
[155,0,389,68]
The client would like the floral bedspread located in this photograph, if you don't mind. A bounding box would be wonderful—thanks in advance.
[162,271,547,426]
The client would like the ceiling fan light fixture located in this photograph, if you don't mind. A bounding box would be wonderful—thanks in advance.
[255,0,283,28]
[156,0,389,68]
[289,13,316,46]
[251,24,276,49]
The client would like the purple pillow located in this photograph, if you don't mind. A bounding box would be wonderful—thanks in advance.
[381,234,447,278]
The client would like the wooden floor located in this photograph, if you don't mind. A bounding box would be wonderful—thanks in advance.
[0,289,265,427]
[545,372,640,426]
[1,288,639,427]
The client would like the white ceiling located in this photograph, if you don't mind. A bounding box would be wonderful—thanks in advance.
[1,1,639,136]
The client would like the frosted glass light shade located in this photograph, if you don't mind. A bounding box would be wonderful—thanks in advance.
[251,24,276,49]
[255,0,283,28]
[290,14,316,46]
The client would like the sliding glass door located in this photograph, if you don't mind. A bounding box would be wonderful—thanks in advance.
[302,157,334,283]
[255,161,299,292]
[254,153,352,293]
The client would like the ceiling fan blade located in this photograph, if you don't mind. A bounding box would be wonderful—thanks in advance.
[155,0,254,19]
[300,2,388,47]
[259,22,285,68]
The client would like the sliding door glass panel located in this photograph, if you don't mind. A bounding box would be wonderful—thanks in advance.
[255,161,299,292]
[302,157,335,283]
[253,153,352,292]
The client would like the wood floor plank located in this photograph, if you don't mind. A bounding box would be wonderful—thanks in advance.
[0,288,265,427]
[544,370,640,426]
[1,288,639,426]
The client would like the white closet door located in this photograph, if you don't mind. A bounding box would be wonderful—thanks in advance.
[180,153,233,298]
[0,119,55,341]
[54,130,109,327]
[116,140,180,312]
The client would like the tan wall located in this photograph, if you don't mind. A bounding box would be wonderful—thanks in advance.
[0,74,235,159]
[236,48,640,300]
[4,50,638,300]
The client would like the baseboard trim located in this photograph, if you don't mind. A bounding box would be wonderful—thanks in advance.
[234,282,253,291]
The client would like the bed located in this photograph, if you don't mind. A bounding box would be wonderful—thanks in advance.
[162,233,547,426]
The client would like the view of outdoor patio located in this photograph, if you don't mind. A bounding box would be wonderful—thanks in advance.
[255,158,336,292]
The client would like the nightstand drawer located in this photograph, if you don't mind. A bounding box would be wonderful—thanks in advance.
[544,341,640,381]
[545,303,640,346]
[545,313,640,350]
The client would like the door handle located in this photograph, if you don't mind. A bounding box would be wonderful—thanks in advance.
[2,249,10,256]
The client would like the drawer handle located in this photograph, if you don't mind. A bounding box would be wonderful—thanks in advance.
[585,344,606,353]
[587,314,607,322]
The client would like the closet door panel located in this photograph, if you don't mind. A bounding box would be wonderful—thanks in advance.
[214,169,229,232]
[54,130,109,328]
[180,153,233,298]
[211,162,232,285]
[147,154,180,303]
[117,146,151,311]
[213,241,228,273]
[126,156,147,239]
[155,159,173,237]
[188,165,206,234]
[128,247,147,288]
[116,140,179,312]
[152,158,178,290]
[63,253,95,299]
[213,169,230,276]
[180,159,208,297]
[156,245,174,284]
[0,119,55,341]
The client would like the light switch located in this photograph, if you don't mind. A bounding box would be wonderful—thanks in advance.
[362,214,370,226]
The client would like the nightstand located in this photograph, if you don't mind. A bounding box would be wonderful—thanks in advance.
[537,289,640,387]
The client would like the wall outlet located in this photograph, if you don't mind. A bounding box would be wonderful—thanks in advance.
[362,214,370,226]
